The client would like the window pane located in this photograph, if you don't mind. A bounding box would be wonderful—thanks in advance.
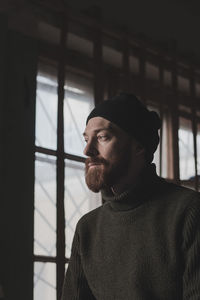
[34,262,56,300]
[103,36,122,68]
[129,54,139,74]
[161,115,168,178]
[179,117,195,182]
[164,70,171,88]
[34,153,56,256]
[64,73,94,156]
[35,63,58,150]
[148,105,160,175]
[67,32,93,58]
[177,76,189,94]
[103,45,122,68]
[153,141,160,175]
[64,159,101,257]
[197,122,200,183]
[146,62,159,81]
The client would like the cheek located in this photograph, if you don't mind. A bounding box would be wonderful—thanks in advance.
[101,144,122,162]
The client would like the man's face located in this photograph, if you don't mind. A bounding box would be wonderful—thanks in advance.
[83,117,139,193]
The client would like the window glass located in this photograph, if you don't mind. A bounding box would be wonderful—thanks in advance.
[64,159,101,257]
[177,76,189,94]
[148,105,160,175]
[34,153,56,256]
[195,83,200,98]
[34,262,56,300]
[178,104,191,114]
[67,32,93,58]
[146,62,159,81]
[197,122,200,184]
[64,73,94,156]
[38,22,60,45]
[103,37,122,68]
[35,63,58,150]
[161,115,168,178]
[129,55,139,74]
[103,45,122,68]
[179,117,195,185]
[163,70,171,88]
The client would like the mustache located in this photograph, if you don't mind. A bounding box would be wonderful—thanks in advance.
[85,157,108,167]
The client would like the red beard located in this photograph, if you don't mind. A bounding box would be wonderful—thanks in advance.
[84,141,132,193]
[85,157,109,193]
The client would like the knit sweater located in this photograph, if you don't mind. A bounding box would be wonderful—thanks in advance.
[61,165,200,300]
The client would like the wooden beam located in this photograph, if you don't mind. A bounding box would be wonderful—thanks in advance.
[171,54,180,184]
[93,11,104,105]
[159,59,164,176]
[122,32,131,92]
[139,48,146,103]
[190,68,199,191]
[56,11,67,300]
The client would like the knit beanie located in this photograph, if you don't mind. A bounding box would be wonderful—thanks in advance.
[86,93,161,162]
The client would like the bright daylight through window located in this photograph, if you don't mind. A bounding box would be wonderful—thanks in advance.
[33,62,101,300]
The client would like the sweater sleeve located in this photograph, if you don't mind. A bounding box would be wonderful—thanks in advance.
[61,228,95,300]
[182,199,200,300]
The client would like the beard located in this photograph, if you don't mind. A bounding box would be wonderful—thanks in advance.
[85,144,131,193]
[85,157,109,193]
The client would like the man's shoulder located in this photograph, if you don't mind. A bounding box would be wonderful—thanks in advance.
[160,178,200,208]
[76,204,104,229]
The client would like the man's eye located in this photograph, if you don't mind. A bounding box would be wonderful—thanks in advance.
[97,135,108,141]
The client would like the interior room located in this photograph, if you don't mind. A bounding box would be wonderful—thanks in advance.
[0,0,200,299]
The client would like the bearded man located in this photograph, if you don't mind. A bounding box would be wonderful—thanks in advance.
[61,93,200,300]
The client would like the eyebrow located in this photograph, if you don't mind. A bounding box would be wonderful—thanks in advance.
[83,125,113,137]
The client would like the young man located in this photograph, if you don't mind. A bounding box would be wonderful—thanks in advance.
[61,93,200,300]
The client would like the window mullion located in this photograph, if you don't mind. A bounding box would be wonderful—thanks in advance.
[56,13,68,300]
[190,69,199,191]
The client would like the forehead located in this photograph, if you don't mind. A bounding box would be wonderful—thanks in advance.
[85,117,112,133]
[84,117,120,134]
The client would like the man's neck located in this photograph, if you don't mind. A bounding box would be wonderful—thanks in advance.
[111,163,147,195]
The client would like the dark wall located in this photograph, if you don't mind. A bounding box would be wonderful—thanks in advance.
[66,0,200,61]
[0,15,37,300]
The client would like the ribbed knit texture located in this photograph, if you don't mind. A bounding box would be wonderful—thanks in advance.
[61,165,200,300]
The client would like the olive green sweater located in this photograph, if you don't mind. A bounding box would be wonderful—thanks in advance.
[62,166,200,300]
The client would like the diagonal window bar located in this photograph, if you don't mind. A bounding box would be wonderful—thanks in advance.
[37,93,57,134]
[65,188,82,216]
[34,273,56,289]
[75,171,90,195]
[34,254,56,287]
[65,195,88,226]
[34,239,52,256]
[65,222,75,235]
[65,98,85,148]
[35,207,56,233]
[35,178,56,207]
[65,161,89,195]
[179,138,194,156]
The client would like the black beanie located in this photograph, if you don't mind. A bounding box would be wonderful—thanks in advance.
[86,93,161,161]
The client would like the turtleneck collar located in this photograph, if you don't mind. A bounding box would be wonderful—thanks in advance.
[101,164,165,211]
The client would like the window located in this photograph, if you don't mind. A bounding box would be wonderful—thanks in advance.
[146,62,159,81]
[34,61,101,300]
[178,117,195,189]
[177,75,190,95]
[197,121,200,190]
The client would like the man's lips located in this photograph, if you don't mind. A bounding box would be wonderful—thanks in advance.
[88,162,102,168]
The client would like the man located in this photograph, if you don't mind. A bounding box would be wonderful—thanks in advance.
[61,93,200,299]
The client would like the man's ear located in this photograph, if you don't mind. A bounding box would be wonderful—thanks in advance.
[135,143,145,156]
[136,147,145,156]
[130,138,145,156]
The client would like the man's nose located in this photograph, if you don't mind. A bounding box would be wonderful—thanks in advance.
[83,140,98,157]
